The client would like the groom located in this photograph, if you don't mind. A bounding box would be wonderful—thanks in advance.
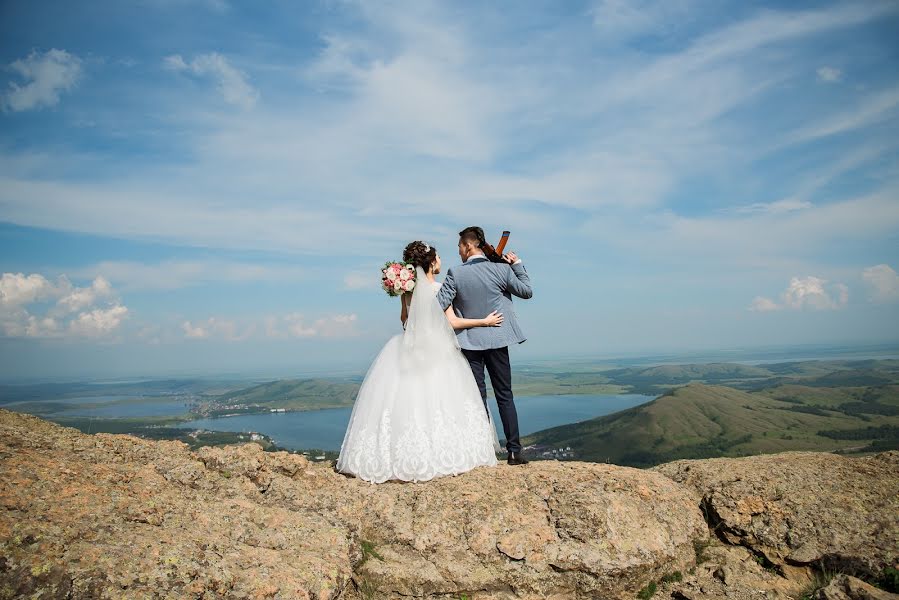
[437,226,533,465]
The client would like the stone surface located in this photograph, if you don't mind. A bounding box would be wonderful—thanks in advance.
[0,413,353,600]
[1,409,705,599]
[654,451,899,578]
[662,541,805,600]
[816,575,899,600]
[2,409,897,599]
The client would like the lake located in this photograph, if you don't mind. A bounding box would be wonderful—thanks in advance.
[175,393,654,451]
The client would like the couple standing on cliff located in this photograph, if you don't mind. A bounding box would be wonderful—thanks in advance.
[336,226,534,484]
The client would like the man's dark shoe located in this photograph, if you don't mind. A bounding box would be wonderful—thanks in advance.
[507,451,529,465]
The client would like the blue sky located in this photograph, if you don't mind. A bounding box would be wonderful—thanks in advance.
[1,0,898,379]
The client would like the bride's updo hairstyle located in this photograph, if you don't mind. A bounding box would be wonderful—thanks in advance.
[403,241,437,273]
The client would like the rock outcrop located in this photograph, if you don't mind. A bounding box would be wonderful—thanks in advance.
[816,575,898,600]
[654,452,899,576]
[1,409,897,599]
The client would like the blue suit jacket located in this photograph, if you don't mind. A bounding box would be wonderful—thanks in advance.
[436,256,532,351]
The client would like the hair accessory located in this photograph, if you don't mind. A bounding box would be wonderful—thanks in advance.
[424,243,431,252]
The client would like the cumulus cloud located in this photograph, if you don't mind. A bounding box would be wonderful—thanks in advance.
[0,273,55,306]
[26,315,60,338]
[2,49,82,112]
[0,272,128,339]
[749,296,780,312]
[284,313,317,338]
[862,264,899,303]
[816,66,842,83]
[181,317,239,342]
[69,305,129,337]
[182,320,209,339]
[181,317,254,341]
[750,276,848,312]
[315,313,358,338]
[164,52,259,108]
[57,276,113,312]
[783,277,848,309]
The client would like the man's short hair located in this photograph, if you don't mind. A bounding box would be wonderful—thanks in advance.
[459,226,485,247]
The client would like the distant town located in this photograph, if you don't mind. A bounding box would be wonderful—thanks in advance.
[525,444,576,460]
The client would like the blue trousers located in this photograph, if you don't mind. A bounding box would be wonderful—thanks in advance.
[462,346,521,453]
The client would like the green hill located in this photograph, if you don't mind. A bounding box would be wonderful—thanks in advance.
[523,382,899,467]
[211,378,361,412]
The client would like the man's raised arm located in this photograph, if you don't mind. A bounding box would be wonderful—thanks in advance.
[503,252,532,299]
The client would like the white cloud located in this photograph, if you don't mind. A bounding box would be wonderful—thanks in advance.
[182,320,209,339]
[181,317,255,341]
[164,52,258,109]
[284,313,317,338]
[595,3,893,108]
[2,49,82,112]
[57,276,113,313]
[586,187,899,269]
[816,66,842,83]
[590,0,696,42]
[163,54,188,71]
[862,264,899,303]
[0,1,894,259]
[183,313,358,341]
[0,175,408,256]
[749,296,780,312]
[304,25,494,161]
[26,315,60,338]
[0,272,128,339]
[786,85,899,145]
[0,2,896,267]
[734,198,813,215]
[750,276,849,312]
[320,313,358,337]
[72,260,306,291]
[69,305,129,337]
[782,277,847,310]
[282,313,358,339]
[0,273,55,306]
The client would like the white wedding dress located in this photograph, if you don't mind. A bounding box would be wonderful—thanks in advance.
[337,267,499,483]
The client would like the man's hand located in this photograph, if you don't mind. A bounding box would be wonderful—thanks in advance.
[502,251,522,265]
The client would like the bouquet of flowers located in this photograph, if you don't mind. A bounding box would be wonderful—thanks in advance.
[381,261,416,297]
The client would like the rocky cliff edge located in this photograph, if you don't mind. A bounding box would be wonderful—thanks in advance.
[1,409,896,600]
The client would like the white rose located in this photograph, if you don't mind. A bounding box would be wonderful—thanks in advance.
[385,268,397,282]
[393,279,402,290]
[399,269,410,281]
[404,280,415,292]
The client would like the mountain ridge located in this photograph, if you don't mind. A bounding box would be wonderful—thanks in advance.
[524,382,899,466]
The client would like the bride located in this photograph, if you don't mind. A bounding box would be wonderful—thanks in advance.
[336,241,503,483]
